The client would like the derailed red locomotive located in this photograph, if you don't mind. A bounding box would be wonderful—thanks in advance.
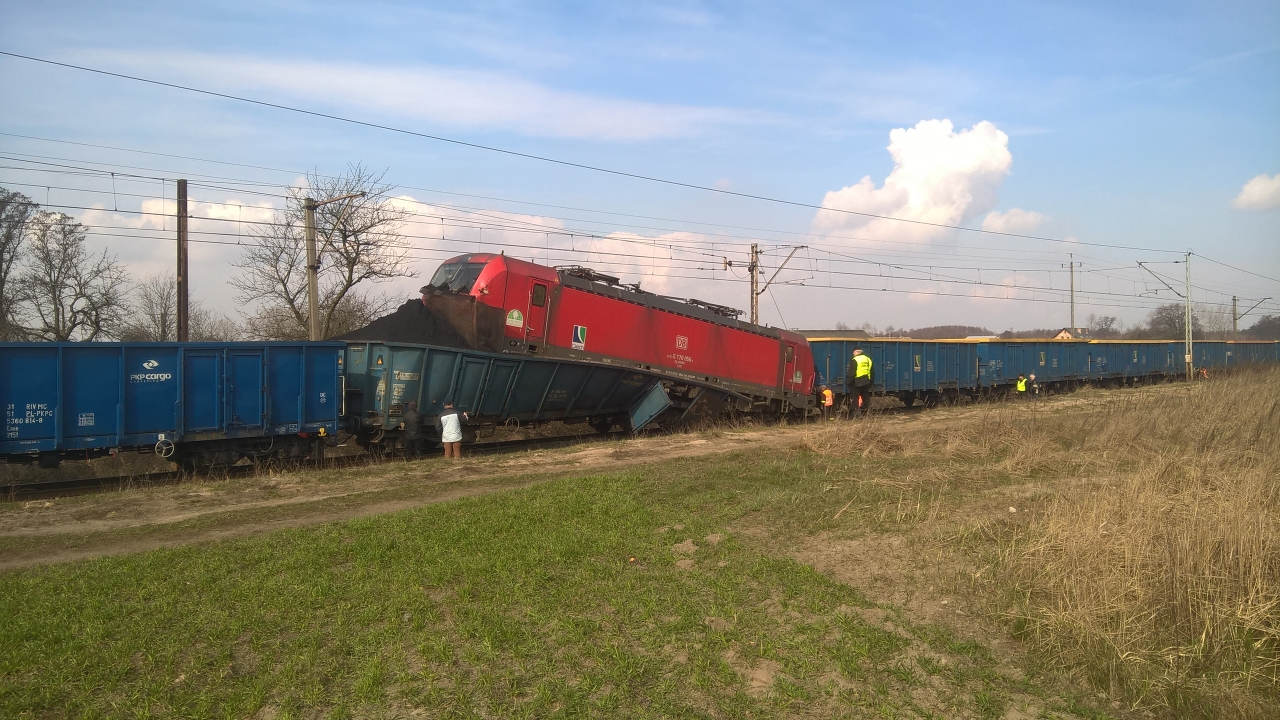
[423,253,815,424]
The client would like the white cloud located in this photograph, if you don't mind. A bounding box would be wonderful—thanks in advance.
[981,208,1047,234]
[812,119,1016,243]
[74,197,280,315]
[95,51,753,141]
[1232,173,1280,210]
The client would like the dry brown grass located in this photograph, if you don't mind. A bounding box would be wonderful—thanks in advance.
[799,370,1280,717]
[1010,370,1280,718]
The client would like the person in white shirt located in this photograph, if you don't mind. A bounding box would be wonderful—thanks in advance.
[435,402,468,459]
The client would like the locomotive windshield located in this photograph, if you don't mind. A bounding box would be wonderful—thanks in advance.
[428,261,487,293]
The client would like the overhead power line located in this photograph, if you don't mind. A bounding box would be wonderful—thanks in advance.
[0,50,1187,255]
[79,225,1269,316]
[8,172,1276,314]
[6,161,1276,308]
[5,142,1275,290]
[0,139,1143,263]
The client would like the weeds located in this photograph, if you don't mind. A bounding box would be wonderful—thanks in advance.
[799,369,1280,717]
[1008,370,1280,718]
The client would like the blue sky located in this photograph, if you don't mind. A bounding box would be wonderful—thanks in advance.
[1,1,1277,332]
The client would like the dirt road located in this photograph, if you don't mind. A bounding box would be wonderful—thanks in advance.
[0,424,805,569]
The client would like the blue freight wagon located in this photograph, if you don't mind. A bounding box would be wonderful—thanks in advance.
[0,342,343,468]
[1228,341,1280,367]
[342,341,740,449]
[976,340,1089,389]
[807,337,980,406]
[807,336,1280,409]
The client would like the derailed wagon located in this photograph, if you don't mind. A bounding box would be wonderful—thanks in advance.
[340,341,752,452]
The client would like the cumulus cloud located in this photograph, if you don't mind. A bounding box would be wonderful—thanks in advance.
[981,208,1047,234]
[93,51,752,141]
[1232,173,1280,210]
[812,120,1016,243]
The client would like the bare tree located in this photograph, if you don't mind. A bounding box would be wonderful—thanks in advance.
[118,273,241,341]
[231,164,412,339]
[1130,302,1203,340]
[15,212,129,341]
[190,306,241,341]
[0,188,37,340]
[240,288,389,341]
[1086,314,1123,339]
[1194,302,1233,340]
[121,273,178,341]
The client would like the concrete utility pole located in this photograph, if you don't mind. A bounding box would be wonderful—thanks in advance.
[1184,252,1193,382]
[176,179,189,342]
[723,243,803,326]
[1061,254,1080,330]
[303,198,321,341]
[756,245,805,328]
[303,192,365,341]
[1233,296,1238,340]
[1136,256,1193,380]
[749,243,760,325]
[1234,296,1272,342]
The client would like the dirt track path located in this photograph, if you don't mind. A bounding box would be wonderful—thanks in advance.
[0,427,803,569]
[0,388,1134,571]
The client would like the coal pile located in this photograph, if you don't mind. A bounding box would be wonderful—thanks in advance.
[337,291,506,352]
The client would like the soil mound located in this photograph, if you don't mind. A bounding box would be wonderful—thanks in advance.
[337,291,506,352]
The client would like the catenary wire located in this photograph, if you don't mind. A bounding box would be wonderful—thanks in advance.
[0,50,1198,255]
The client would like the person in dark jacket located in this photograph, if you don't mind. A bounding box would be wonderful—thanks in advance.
[401,400,424,459]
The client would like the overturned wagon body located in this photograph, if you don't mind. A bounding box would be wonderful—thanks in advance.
[0,342,343,468]
[341,341,735,448]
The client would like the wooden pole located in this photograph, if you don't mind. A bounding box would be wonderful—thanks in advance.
[176,179,189,342]
[304,198,320,341]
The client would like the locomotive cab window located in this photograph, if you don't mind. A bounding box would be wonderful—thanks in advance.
[785,346,794,362]
[531,284,547,307]
[428,261,487,294]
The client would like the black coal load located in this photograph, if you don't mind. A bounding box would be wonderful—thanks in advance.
[337,289,507,352]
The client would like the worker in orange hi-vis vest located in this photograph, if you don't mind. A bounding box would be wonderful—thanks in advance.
[820,385,834,421]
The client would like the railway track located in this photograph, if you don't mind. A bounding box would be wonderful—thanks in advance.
[0,396,1026,500]
[2,430,632,500]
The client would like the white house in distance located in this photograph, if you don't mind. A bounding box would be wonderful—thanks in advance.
[1053,328,1095,340]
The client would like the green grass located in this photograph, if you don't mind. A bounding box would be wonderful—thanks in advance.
[1,448,1097,718]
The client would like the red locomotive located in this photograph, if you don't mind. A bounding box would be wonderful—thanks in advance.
[424,253,816,417]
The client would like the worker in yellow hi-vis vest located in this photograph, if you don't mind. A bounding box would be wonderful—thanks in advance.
[846,348,874,418]
[1015,374,1028,399]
